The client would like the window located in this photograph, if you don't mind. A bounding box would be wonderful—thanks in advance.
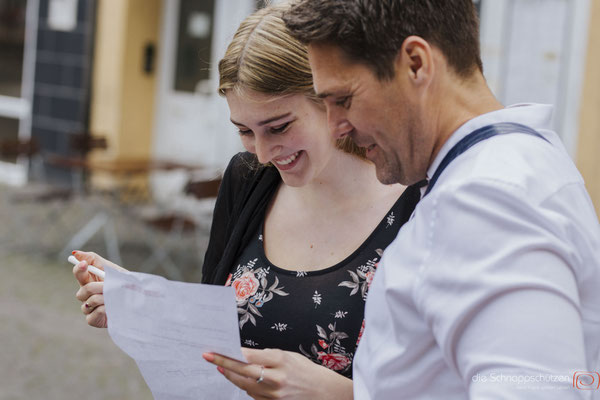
[0,0,28,167]
[0,116,19,163]
[0,0,26,97]
[174,0,215,92]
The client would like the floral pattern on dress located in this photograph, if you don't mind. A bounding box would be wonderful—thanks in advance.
[226,259,289,329]
[386,211,395,227]
[312,290,322,308]
[227,192,412,379]
[338,249,383,300]
[299,322,353,374]
[271,323,288,332]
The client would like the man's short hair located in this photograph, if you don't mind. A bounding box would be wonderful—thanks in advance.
[284,0,483,81]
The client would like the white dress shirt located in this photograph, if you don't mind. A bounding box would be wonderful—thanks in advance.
[353,104,600,399]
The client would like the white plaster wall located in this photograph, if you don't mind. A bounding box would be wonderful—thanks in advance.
[479,0,591,157]
[151,0,255,174]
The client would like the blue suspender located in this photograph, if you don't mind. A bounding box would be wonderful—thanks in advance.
[423,122,549,197]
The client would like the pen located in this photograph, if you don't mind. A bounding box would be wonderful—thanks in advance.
[68,255,106,279]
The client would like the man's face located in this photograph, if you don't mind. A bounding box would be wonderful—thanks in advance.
[308,43,430,185]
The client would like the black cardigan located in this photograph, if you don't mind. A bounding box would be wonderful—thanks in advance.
[201,152,422,285]
[202,152,280,284]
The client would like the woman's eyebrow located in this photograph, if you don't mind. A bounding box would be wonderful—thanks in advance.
[230,112,292,127]
[257,112,292,126]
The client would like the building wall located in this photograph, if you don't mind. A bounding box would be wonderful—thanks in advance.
[31,0,96,185]
[479,0,598,213]
[479,0,589,158]
[88,0,160,188]
[150,0,251,172]
[85,0,600,214]
[577,0,600,215]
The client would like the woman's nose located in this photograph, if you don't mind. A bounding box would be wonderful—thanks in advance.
[254,135,282,164]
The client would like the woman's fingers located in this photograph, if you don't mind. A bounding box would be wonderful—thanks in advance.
[72,259,102,286]
[71,250,112,329]
[218,365,257,393]
[76,281,104,302]
[219,369,277,400]
[204,353,280,399]
[72,250,127,272]
[205,349,351,400]
[203,353,264,381]
[242,348,285,367]
[77,284,107,328]
[73,259,88,285]
[72,250,104,273]
[204,349,289,384]
[85,305,108,328]
[81,293,104,315]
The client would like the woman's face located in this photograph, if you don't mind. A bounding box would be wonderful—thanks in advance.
[226,89,337,187]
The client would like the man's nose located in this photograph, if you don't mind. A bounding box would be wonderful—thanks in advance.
[327,107,354,139]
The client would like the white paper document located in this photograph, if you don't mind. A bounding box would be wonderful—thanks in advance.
[104,267,251,400]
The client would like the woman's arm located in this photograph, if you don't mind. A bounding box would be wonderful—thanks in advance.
[203,348,353,400]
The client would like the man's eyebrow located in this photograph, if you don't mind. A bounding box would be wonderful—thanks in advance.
[317,89,352,100]
[230,112,292,127]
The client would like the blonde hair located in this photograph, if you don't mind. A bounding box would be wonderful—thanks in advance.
[218,4,365,159]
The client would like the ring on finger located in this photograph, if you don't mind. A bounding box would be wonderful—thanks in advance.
[256,366,265,384]
[83,302,95,313]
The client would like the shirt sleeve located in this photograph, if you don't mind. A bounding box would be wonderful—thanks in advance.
[414,178,590,399]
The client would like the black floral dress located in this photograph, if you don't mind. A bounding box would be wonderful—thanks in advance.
[225,196,407,378]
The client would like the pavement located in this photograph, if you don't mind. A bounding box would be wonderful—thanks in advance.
[0,183,212,399]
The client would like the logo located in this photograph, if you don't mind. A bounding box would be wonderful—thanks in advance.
[573,371,600,390]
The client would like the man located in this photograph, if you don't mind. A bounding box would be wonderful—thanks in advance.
[285,1,600,398]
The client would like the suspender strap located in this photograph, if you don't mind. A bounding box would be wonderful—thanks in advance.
[424,122,549,197]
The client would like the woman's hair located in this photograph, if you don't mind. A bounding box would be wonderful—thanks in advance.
[218,4,365,159]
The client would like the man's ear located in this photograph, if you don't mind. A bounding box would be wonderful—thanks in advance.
[396,36,434,86]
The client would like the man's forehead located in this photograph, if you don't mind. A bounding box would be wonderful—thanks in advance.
[307,43,354,96]
[308,42,347,70]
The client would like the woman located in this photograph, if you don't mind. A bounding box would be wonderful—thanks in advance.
[73,4,421,399]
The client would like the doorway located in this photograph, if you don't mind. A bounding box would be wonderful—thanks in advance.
[152,0,256,171]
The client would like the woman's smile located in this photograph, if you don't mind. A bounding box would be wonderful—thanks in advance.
[273,150,304,170]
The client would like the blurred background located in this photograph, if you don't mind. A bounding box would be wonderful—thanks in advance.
[1,0,599,398]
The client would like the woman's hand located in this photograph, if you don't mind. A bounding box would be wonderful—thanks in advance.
[72,250,127,329]
[202,348,353,400]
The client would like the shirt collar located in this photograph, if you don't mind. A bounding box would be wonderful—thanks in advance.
[425,103,554,182]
